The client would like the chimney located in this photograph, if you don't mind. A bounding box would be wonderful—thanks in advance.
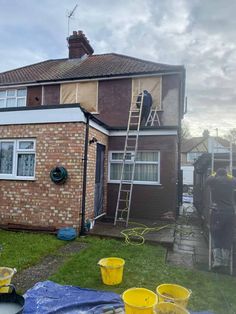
[67,30,94,59]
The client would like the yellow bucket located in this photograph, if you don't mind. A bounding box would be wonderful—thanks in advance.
[156,284,191,308]
[156,302,190,314]
[0,267,17,293]
[98,257,125,285]
[122,287,157,314]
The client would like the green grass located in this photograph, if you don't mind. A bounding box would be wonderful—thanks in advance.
[0,229,64,270]
[1,231,235,314]
[50,237,236,314]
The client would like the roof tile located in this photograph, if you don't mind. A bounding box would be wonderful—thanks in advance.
[0,53,184,86]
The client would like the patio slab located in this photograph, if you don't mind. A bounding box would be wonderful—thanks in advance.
[89,218,175,247]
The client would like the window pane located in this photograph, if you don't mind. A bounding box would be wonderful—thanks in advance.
[111,152,132,161]
[17,98,26,107]
[17,89,26,97]
[7,90,15,97]
[17,154,35,177]
[112,153,123,160]
[19,141,34,149]
[6,98,16,107]
[136,152,159,162]
[0,90,6,98]
[0,142,14,174]
[0,99,5,108]
[110,163,133,180]
[134,164,158,181]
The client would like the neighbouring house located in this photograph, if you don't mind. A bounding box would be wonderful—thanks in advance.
[0,31,185,232]
[181,133,234,187]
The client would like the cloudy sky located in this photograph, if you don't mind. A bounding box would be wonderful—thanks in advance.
[0,0,235,137]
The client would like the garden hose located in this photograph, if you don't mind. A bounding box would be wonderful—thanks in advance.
[120,222,172,246]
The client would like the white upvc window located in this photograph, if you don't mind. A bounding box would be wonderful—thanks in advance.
[0,139,36,180]
[0,89,27,108]
[108,151,160,185]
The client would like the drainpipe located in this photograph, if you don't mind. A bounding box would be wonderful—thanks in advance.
[79,113,90,236]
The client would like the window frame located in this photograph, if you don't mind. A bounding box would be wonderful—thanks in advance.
[0,88,27,108]
[108,150,160,185]
[0,139,36,180]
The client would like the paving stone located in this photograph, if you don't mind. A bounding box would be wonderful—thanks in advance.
[166,251,194,268]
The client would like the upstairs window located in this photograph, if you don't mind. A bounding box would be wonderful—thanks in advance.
[0,139,36,180]
[0,89,27,108]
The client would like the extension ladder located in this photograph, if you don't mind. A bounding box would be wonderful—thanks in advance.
[114,92,144,227]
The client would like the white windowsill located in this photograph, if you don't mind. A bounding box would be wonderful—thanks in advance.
[108,180,162,186]
[0,176,36,181]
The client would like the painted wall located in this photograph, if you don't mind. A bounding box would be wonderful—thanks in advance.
[107,135,178,219]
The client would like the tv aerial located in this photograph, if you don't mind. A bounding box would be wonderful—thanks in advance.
[67,4,78,36]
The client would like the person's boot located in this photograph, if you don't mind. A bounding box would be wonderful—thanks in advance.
[212,248,223,267]
[221,249,230,267]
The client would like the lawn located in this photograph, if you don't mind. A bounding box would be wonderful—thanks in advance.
[0,229,64,270]
[1,230,236,314]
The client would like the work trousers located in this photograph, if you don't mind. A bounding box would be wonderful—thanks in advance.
[210,208,234,250]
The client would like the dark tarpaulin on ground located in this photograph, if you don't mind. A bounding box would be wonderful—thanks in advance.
[23,281,123,314]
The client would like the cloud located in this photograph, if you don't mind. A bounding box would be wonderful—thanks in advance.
[0,0,235,136]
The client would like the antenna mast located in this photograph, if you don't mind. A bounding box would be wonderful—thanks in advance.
[67,4,78,37]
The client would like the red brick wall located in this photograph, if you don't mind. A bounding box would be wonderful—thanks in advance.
[0,122,108,230]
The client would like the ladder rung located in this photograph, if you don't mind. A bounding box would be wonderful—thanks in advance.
[129,123,139,125]
[119,199,129,202]
[120,190,131,193]
[130,109,140,112]
[126,146,135,149]
[121,180,132,183]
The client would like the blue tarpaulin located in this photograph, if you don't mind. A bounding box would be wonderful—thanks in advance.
[23,280,215,314]
[23,281,124,314]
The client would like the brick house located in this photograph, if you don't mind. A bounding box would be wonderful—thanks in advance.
[0,31,185,232]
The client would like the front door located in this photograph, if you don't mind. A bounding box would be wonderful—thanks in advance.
[94,144,105,217]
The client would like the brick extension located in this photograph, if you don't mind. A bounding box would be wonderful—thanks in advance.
[0,122,108,230]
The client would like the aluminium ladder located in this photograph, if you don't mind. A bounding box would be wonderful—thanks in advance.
[209,139,234,275]
[114,92,144,227]
[145,107,161,127]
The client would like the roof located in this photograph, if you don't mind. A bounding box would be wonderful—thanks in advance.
[0,53,184,86]
[181,136,236,153]
[181,137,205,153]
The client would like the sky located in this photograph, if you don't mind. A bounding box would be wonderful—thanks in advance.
[0,0,235,137]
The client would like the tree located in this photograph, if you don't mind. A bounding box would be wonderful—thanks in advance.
[224,128,236,144]
[181,120,191,142]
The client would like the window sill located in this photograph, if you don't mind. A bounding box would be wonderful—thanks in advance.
[108,180,162,186]
[0,176,36,181]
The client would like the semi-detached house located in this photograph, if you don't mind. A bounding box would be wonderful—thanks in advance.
[0,31,185,231]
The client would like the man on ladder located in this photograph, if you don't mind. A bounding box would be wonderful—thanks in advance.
[207,168,236,270]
